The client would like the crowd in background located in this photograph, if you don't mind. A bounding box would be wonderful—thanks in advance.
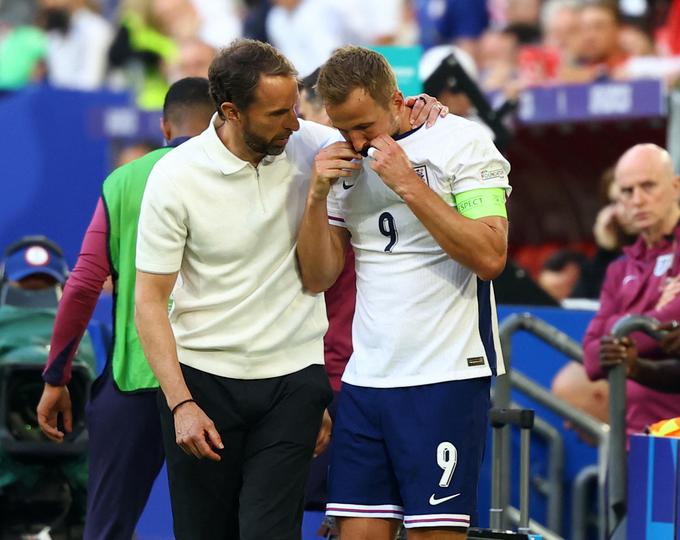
[1,0,679,304]
[1,0,680,109]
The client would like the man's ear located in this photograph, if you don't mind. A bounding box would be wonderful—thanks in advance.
[220,101,240,122]
[673,174,680,195]
[392,90,405,108]
[160,118,172,142]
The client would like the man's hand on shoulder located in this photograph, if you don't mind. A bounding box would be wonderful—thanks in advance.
[405,94,449,128]
[37,383,72,443]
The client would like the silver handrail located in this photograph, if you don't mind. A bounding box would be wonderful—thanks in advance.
[505,506,565,540]
[498,313,609,540]
[608,315,664,539]
[511,370,610,540]
[572,465,599,540]
[489,403,564,534]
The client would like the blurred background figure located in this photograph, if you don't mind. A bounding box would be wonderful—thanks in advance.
[561,0,628,83]
[551,361,609,445]
[189,0,241,49]
[532,0,581,83]
[296,66,357,520]
[37,0,113,90]
[0,236,69,309]
[298,68,330,126]
[173,38,215,80]
[413,0,489,56]
[538,250,586,302]
[420,44,481,117]
[114,139,158,167]
[108,0,198,108]
[572,167,638,299]
[0,23,46,90]
[0,235,94,538]
[478,27,521,96]
[266,0,403,77]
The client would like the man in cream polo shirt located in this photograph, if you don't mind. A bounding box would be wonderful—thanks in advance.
[134,39,446,539]
[134,40,337,540]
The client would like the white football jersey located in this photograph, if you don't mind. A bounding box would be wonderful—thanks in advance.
[327,115,511,388]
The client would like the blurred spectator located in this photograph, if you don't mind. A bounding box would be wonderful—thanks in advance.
[108,0,197,109]
[542,0,581,55]
[579,0,627,69]
[114,139,157,168]
[552,361,609,445]
[657,0,680,56]
[37,0,113,90]
[420,44,480,117]
[478,28,520,93]
[266,0,402,77]
[297,68,330,125]
[619,23,654,56]
[297,66,357,511]
[266,0,351,77]
[615,21,680,81]
[243,0,272,41]
[419,44,497,139]
[173,38,215,80]
[0,235,69,309]
[189,0,241,49]
[0,25,46,90]
[0,0,38,26]
[538,250,586,302]
[533,0,582,83]
[412,0,489,56]
[506,0,542,26]
[560,1,629,83]
[571,167,638,299]
[493,258,559,305]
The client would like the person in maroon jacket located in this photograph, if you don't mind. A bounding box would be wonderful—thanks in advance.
[298,67,357,512]
[600,321,680,394]
[583,143,680,435]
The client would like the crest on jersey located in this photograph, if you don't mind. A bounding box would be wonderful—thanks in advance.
[413,165,429,186]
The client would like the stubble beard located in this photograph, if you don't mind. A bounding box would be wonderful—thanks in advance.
[243,126,286,157]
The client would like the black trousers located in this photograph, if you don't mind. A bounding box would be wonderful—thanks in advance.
[159,363,333,540]
[84,367,165,540]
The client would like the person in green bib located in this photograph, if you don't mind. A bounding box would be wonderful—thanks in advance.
[36,77,214,540]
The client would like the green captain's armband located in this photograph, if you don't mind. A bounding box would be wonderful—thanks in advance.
[454,188,507,220]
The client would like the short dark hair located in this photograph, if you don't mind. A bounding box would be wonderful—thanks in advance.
[208,39,297,119]
[163,77,213,126]
[317,46,397,108]
[300,67,321,105]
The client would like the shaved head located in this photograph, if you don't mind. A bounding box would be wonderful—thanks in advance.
[615,144,674,182]
[614,143,680,245]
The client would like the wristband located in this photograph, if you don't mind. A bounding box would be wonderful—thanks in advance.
[171,398,196,415]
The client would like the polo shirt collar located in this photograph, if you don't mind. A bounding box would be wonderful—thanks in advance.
[200,113,287,175]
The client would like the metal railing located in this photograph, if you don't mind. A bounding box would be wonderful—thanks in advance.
[607,314,665,539]
[498,311,673,540]
[497,313,610,540]
[572,465,599,540]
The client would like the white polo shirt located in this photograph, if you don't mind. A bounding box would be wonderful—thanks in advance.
[137,116,340,380]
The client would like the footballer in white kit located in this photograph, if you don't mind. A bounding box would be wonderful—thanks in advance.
[296,46,511,538]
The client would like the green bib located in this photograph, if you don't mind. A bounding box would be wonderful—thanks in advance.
[102,147,172,392]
